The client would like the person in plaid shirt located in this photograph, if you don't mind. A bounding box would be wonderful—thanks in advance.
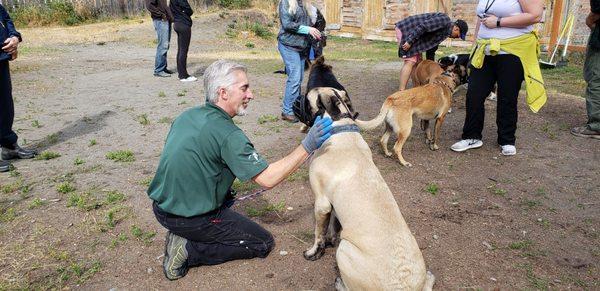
[395,12,468,90]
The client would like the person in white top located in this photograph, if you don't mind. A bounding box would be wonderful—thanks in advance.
[451,0,544,156]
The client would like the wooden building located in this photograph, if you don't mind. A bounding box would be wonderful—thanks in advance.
[314,0,588,51]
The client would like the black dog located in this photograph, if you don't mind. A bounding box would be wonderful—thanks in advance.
[438,53,497,100]
[293,56,357,125]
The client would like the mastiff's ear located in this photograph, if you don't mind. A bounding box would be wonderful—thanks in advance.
[317,91,341,119]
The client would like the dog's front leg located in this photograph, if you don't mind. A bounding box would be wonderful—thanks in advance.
[304,196,332,261]
[430,114,447,151]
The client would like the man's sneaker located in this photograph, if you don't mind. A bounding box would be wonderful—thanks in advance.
[450,139,483,152]
[180,76,198,82]
[163,232,189,280]
[1,144,37,160]
[0,160,12,172]
[154,71,171,77]
[163,68,174,74]
[501,145,516,156]
[571,126,600,140]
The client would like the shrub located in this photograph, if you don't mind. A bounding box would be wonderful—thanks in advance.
[217,0,251,9]
[11,1,85,27]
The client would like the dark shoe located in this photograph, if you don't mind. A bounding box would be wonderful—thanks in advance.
[163,232,189,280]
[154,71,172,77]
[163,68,174,74]
[0,160,12,172]
[281,113,299,123]
[571,126,600,140]
[1,144,37,160]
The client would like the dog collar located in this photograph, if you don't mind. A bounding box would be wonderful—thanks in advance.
[330,124,360,135]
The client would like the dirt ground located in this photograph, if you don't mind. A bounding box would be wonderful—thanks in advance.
[0,10,598,290]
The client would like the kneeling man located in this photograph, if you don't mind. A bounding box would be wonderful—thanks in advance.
[147,60,333,280]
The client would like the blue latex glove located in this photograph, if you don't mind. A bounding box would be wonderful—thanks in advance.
[302,116,333,153]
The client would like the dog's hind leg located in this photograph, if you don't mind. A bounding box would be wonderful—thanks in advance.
[325,208,341,247]
[430,113,447,151]
[394,119,413,167]
[422,120,432,144]
[380,122,393,157]
[304,196,332,261]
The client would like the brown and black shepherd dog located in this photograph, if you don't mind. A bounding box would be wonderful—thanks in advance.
[356,72,460,167]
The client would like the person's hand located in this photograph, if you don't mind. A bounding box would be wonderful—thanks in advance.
[10,50,18,61]
[587,12,600,29]
[2,36,19,55]
[402,42,411,51]
[308,27,322,40]
[481,14,499,28]
[301,115,333,153]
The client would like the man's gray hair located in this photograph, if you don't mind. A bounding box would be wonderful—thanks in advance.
[204,60,247,104]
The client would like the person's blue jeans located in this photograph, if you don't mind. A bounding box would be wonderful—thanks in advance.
[153,19,171,74]
[278,42,306,115]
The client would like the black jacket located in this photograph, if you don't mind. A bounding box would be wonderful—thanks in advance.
[0,4,21,62]
[170,0,193,27]
[145,0,173,22]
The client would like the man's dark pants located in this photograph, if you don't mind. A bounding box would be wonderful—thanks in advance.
[153,202,275,266]
[0,60,18,148]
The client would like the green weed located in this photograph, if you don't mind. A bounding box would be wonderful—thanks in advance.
[67,192,102,211]
[158,91,166,98]
[425,183,439,195]
[158,117,172,124]
[509,240,532,250]
[521,199,542,210]
[106,150,135,162]
[31,120,42,128]
[110,233,128,249]
[139,176,153,187]
[89,139,97,146]
[35,151,61,160]
[136,114,150,126]
[56,181,76,194]
[45,133,59,145]
[73,157,85,165]
[28,197,47,209]
[2,179,23,194]
[258,114,278,124]
[105,190,125,204]
[130,225,156,245]
[245,42,255,48]
[105,206,130,228]
[177,90,187,97]
[0,207,17,222]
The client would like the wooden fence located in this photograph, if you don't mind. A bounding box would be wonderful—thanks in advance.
[0,0,213,17]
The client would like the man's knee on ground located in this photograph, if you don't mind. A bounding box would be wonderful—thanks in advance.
[255,231,275,258]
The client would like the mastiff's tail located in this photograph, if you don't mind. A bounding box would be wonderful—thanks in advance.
[355,104,389,131]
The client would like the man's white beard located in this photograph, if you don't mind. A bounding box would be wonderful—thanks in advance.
[236,105,247,116]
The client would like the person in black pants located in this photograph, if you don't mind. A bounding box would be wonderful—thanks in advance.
[1,4,36,172]
[170,0,196,82]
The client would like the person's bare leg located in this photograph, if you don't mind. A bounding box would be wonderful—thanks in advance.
[399,61,415,91]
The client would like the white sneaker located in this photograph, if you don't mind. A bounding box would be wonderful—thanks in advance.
[451,139,483,152]
[180,76,198,82]
[501,145,516,156]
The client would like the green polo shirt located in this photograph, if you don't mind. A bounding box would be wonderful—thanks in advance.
[147,104,269,217]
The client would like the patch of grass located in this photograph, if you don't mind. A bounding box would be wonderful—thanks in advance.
[541,63,585,96]
[31,119,42,128]
[518,263,549,290]
[158,91,166,98]
[521,199,542,210]
[245,42,255,48]
[57,261,101,285]
[177,90,187,97]
[11,1,86,27]
[67,192,102,211]
[139,176,153,187]
[217,0,251,9]
[105,190,125,204]
[227,21,274,39]
[35,151,61,160]
[425,183,439,195]
[136,114,150,126]
[287,168,308,182]
[509,240,532,250]
[130,225,156,245]
[28,197,47,209]
[246,201,285,217]
[8,169,20,177]
[2,179,23,194]
[106,150,135,162]
[231,179,260,193]
[178,100,188,105]
[109,233,128,249]
[56,181,76,194]
[73,157,85,165]
[258,114,278,124]
[158,116,173,124]
[105,206,130,229]
[0,207,17,222]
[88,139,97,146]
[488,184,507,196]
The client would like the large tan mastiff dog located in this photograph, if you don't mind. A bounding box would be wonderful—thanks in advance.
[299,85,434,290]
